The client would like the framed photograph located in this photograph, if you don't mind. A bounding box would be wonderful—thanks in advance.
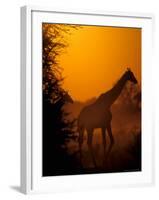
[21,6,154,194]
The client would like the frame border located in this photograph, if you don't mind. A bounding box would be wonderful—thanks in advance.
[21,5,154,194]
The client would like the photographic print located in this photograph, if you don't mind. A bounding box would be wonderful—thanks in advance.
[42,23,141,177]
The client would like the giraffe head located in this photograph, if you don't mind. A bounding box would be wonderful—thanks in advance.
[125,68,138,84]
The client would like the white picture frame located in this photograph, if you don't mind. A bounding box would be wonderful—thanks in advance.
[21,5,154,194]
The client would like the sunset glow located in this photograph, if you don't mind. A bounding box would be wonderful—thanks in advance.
[59,25,141,102]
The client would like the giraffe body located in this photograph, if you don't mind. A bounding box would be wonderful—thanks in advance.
[78,103,112,130]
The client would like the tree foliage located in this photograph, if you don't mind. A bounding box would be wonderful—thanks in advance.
[117,82,141,110]
[42,24,79,176]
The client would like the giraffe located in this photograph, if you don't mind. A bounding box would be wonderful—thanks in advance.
[77,68,138,167]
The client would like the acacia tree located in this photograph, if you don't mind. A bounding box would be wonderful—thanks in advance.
[42,24,78,176]
[118,82,141,109]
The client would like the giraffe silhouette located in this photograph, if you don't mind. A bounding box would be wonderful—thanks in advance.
[77,68,138,167]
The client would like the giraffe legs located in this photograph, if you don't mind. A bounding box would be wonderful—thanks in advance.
[102,127,107,158]
[78,124,114,169]
[106,123,114,158]
[87,129,97,168]
[78,127,84,166]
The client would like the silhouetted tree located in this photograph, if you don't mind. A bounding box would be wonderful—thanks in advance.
[117,82,141,110]
[42,24,79,176]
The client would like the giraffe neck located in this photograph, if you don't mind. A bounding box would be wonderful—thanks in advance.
[96,73,128,108]
[111,73,128,100]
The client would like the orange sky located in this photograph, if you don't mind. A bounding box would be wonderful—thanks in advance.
[58,25,141,102]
